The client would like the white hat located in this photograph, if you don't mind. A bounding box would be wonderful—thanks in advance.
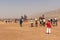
[35,18,37,20]
[55,18,57,20]
[48,19,50,21]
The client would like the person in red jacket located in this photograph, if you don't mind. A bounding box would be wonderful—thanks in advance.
[46,19,52,34]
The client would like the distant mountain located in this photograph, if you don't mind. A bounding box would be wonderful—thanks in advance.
[44,9,60,19]
[29,9,60,20]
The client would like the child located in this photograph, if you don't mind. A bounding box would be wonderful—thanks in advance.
[46,19,52,34]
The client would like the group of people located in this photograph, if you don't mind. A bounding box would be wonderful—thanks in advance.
[46,18,58,34]
[30,18,38,27]
[20,15,58,34]
[50,18,58,26]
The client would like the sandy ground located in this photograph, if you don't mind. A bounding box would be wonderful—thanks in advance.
[0,21,60,40]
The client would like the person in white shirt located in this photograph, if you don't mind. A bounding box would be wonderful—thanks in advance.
[30,19,34,27]
[54,18,58,26]
[43,18,46,26]
[35,18,38,27]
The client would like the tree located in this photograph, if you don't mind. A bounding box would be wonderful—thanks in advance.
[24,14,27,21]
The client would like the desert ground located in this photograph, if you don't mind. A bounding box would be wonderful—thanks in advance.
[0,20,60,40]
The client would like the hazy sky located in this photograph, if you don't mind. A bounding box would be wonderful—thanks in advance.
[0,0,60,18]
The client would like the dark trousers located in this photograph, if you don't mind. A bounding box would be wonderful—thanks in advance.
[20,23,22,27]
[43,22,45,26]
[31,23,33,27]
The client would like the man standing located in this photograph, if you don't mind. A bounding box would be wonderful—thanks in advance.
[55,18,58,26]
[20,17,23,27]
[39,17,43,26]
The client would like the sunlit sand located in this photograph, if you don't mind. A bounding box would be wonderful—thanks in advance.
[0,20,60,40]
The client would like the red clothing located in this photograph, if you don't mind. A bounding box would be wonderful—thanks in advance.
[46,22,52,28]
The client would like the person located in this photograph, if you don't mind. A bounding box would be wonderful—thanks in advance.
[30,19,34,27]
[55,18,58,26]
[5,20,7,23]
[53,18,55,26]
[53,18,58,26]
[40,19,43,26]
[43,18,46,26]
[35,18,38,27]
[46,19,52,34]
[15,19,17,23]
[50,19,53,24]
[20,17,23,27]
[39,17,43,26]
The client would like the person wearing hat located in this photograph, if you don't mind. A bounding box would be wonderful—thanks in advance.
[46,19,52,34]
[35,18,38,27]
[53,18,58,26]
[30,19,34,27]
